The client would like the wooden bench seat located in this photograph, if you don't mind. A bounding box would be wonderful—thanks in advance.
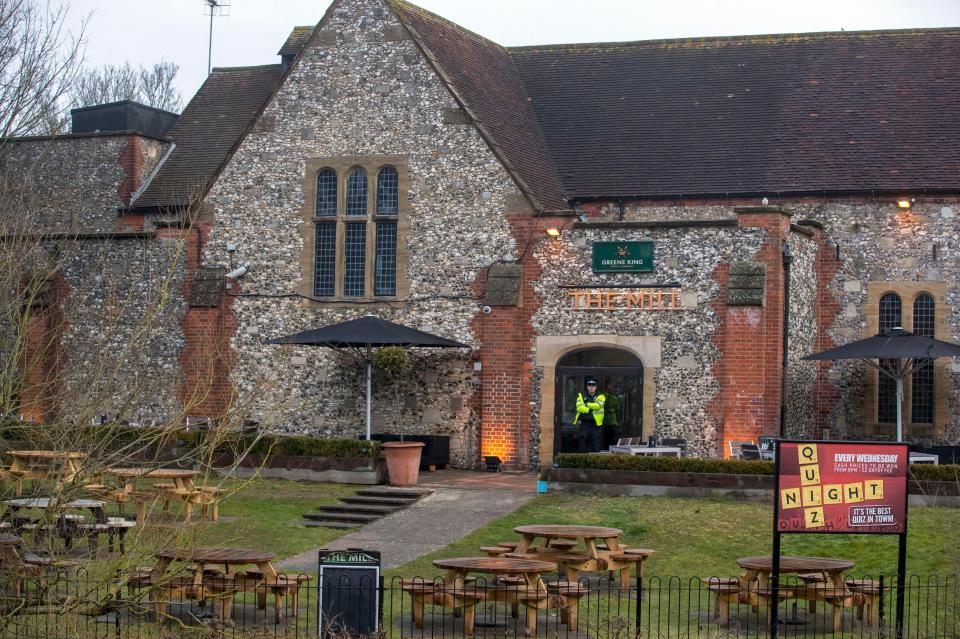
[480,546,510,557]
[236,570,312,621]
[846,578,883,626]
[608,548,656,589]
[546,581,590,630]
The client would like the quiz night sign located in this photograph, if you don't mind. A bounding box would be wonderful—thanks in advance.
[776,441,908,534]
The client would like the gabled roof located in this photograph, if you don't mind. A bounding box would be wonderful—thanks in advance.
[130,64,284,211]
[390,0,569,212]
[511,29,960,200]
[390,1,960,202]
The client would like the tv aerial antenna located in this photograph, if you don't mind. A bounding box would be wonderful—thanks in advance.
[203,0,231,76]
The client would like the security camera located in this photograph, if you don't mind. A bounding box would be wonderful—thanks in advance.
[482,305,492,315]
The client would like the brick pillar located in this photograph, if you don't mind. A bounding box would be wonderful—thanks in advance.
[159,223,238,422]
[17,274,68,422]
[470,213,566,471]
[713,206,791,456]
[810,224,842,438]
[117,136,145,206]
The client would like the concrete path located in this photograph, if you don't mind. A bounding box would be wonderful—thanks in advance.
[277,473,535,572]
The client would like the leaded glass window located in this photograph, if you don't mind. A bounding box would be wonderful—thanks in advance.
[877,293,901,423]
[313,223,336,297]
[375,220,397,296]
[343,223,366,297]
[346,168,368,216]
[316,169,337,216]
[376,166,399,216]
[911,294,935,424]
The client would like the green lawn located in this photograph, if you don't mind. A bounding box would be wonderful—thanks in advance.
[390,493,960,579]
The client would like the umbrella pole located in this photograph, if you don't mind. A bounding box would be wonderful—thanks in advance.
[895,376,904,443]
[366,345,372,441]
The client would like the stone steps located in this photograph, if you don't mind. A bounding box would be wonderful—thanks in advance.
[301,487,432,529]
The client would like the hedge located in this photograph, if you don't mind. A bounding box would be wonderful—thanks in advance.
[243,435,380,459]
[555,453,960,482]
[0,422,380,460]
[555,453,775,475]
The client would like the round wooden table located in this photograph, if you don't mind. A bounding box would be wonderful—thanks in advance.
[736,556,855,589]
[152,547,283,622]
[431,557,559,636]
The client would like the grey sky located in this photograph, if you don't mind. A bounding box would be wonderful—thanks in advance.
[65,0,960,110]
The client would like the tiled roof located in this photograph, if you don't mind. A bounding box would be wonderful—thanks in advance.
[389,0,569,212]
[390,1,960,203]
[511,29,960,200]
[278,26,314,57]
[130,64,284,211]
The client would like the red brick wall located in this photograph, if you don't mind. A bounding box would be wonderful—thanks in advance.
[117,136,144,206]
[711,208,791,456]
[471,214,571,470]
[17,273,68,422]
[811,227,842,438]
[158,222,239,421]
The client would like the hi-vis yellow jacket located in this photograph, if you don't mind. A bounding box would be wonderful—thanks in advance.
[574,392,605,426]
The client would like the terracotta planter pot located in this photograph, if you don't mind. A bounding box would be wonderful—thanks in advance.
[382,441,425,487]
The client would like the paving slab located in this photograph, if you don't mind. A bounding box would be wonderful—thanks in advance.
[277,484,533,572]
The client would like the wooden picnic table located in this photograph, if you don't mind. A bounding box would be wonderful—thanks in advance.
[7,451,87,496]
[736,556,855,590]
[431,557,561,635]
[152,547,301,623]
[109,468,197,491]
[731,556,858,632]
[4,498,107,523]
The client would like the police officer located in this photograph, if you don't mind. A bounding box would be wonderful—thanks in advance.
[574,377,605,452]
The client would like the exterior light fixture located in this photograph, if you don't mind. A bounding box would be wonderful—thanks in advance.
[896,199,913,209]
[545,227,561,237]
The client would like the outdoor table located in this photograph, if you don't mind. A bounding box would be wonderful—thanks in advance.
[908,452,939,465]
[7,451,87,496]
[109,468,198,491]
[152,547,293,622]
[431,557,559,635]
[509,525,622,575]
[3,498,108,552]
[607,445,682,457]
[734,556,857,631]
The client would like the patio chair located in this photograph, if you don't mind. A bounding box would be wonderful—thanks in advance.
[758,436,778,460]
[728,440,754,459]
[739,444,762,460]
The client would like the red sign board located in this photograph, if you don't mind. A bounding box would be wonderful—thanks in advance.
[776,441,909,534]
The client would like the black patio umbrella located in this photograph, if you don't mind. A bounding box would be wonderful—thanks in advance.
[265,315,468,440]
[803,327,960,441]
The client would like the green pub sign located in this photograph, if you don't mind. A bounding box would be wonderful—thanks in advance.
[592,241,654,273]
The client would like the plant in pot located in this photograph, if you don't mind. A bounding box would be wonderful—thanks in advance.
[373,346,424,486]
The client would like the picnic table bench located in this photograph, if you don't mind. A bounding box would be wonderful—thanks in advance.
[410,557,587,636]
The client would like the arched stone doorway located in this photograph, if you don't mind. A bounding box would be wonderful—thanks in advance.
[535,335,660,467]
[554,347,644,455]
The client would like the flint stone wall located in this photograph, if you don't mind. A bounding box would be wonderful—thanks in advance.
[56,237,187,423]
[783,228,819,438]
[532,212,766,458]
[796,202,960,443]
[201,0,519,466]
[0,135,168,233]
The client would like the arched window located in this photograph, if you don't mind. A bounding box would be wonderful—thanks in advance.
[376,166,399,215]
[346,168,368,216]
[315,169,337,216]
[877,293,901,423]
[911,294,935,424]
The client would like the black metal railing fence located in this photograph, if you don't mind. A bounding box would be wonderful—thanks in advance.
[0,572,956,638]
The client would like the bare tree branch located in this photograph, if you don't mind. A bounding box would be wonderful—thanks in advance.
[72,61,182,113]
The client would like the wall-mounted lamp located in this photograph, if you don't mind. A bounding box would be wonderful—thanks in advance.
[896,198,914,209]
[545,227,561,237]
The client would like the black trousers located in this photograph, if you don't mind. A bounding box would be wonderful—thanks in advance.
[578,423,603,453]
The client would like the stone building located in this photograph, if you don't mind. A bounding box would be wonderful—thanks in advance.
[3,0,959,469]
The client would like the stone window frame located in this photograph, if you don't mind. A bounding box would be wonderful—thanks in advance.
[299,156,411,305]
[863,282,949,439]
